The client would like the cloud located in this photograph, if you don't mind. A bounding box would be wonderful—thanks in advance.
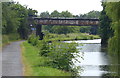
[14,0,103,15]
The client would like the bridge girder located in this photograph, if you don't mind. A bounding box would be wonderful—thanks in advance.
[32,17,100,40]
[33,17,99,26]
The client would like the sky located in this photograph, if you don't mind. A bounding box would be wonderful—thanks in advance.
[14,0,103,15]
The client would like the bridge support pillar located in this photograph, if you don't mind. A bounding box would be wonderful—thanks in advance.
[36,24,44,40]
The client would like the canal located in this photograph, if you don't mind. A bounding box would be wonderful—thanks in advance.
[64,39,113,76]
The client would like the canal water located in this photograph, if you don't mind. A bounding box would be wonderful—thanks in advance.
[64,39,111,76]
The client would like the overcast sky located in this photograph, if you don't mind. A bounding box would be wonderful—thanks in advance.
[14,0,103,15]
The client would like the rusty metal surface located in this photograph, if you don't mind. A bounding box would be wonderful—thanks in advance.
[33,17,99,26]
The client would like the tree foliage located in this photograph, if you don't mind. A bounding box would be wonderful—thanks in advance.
[79,26,91,33]
[105,2,120,76]
[106,2,120,55]
[51,10,61,17]
[99,3,113,46]
[2,2,20,34]
[79,10,100,18]
[40,11,50,18]
[2,2,37,39]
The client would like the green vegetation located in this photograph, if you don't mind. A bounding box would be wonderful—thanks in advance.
[2,33,20,46]
[21,34,82,76]
[79,26,91,33]
[42,33,100,42]
[79,10,100,18]
[103,2,120,76]
[2,2,100,46]
[22,32,99,76]
[99,3,113,46]
[2,2,37,45]
[21,41,71,76]
[40,10,73,18]
[27,35,82,76]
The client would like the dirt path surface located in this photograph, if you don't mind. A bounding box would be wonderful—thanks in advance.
[2,41,24,76]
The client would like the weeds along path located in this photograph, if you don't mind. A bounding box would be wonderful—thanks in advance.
[2,41,24,76]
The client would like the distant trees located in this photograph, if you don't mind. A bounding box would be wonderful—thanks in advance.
[2,2,37,39]
[60,11,73,17]
[50,10,61,17]
[79,10,101,18]
[40,11,50,18]
[50,10,73,18]
[79,26,91,33]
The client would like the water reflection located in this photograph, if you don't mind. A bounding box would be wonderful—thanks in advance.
[108,53,120,76]
[75,44,109,76]
[65,39,111,76]
[75,52,109,65]
[65,39,120,77]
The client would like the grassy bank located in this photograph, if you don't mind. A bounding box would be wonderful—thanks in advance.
[44,33,100,42]
[21,41,71,76]
[2,33,20,47]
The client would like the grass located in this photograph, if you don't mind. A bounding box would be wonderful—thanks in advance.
[21,41,71,76]
[2,33,20,47]
[45,33,100,42]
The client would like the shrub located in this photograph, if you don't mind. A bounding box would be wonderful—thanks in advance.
[8,33,20,41]
[36,40,80,74]
[37,40,50,57]
[2,33,20,45]
[28,34,39,46]
[2,35,9,44]
[28,35,82,75]
[47,42,79,71]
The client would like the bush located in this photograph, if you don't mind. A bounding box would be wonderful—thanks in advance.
[27,35,82,75]
[36,40,80,75]
[37,40,50,57]
[2,33,20,45]
[47,42,79,71]
[8,33,20,41]
[28,34,39,46]
[2,35,9,44]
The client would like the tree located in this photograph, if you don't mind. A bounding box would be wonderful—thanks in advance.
[79,26,91,33]
[51,26,79,34]
[28,8,38,17]
[79,10,101,18]
[2,2,37,39]
[2,2,20,34]
[40,11,50,18]
[50,10,61,17]
[105,2,120,76]
[99,3,113,46]
[60,11,73,17]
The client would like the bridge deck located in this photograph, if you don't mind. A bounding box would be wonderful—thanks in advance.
[33,17,99,26]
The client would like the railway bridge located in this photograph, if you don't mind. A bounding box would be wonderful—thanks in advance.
[31,17,99,40]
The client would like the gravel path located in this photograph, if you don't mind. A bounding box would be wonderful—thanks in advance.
[2,41,24,76]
